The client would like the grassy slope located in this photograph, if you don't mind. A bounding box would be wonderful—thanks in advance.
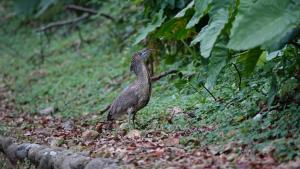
[0,19,299,163]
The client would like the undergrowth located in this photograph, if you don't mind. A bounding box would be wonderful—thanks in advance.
[0,14,299,164]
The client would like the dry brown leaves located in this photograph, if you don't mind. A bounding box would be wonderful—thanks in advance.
[0,84,298,169]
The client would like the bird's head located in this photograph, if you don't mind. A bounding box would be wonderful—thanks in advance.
[135,48,153,60]
[130,48,154,72]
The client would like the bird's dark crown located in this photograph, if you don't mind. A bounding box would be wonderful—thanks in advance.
[130,48,153,73]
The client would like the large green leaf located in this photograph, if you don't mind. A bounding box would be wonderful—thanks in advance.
[186,0,212,29]
[174,0,194,18]
[228,0,300,51]
[35,0,57,17]
[13,0,39,16]
[237,48,263,76]
[155,17,193,40]
[205,36,230,90]
[191,8,229,58]
[133,9,166,45]
[262,28,300,52]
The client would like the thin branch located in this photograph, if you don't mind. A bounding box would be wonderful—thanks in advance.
[232,63,242,90]
[36,13,89,32]
[66,4,97,14]
[200,83,218,102]
[150,69,178,82]
[188,83,203,97]
[66,4,115,21]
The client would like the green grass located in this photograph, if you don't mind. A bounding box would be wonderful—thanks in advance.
[0,19,299,162]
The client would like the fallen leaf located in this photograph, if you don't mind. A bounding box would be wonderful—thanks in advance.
[164,137,180,146]
[38,107,54,116]
[82,129,99,141]
[126,129,141,139]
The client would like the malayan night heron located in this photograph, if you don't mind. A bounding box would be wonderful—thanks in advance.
[106,48,153,128]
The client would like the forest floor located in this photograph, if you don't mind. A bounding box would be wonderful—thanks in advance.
[0,17,299,168]
[1,81,298,169]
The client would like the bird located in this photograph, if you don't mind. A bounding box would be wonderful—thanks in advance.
[106,48,153,128]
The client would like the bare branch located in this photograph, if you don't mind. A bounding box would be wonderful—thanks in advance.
[36,13,89,32]
[66,4,115,21]
[151,69,178,82]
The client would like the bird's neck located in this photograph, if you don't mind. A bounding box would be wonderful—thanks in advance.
[135,62,150,85]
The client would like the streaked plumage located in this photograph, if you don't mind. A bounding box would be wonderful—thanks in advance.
[107,49,152,127]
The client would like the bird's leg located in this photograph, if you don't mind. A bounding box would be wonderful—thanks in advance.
[127,108,134,129]
[132,112,137,129]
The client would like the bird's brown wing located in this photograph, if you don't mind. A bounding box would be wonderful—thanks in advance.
[107,84,139,120]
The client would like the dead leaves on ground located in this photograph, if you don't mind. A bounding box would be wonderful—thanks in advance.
[0,111,290,169]
[0,84,298,168]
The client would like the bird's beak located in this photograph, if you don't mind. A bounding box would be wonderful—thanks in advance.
[140,48,154,60]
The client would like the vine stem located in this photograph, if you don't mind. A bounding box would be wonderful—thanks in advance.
[232,63,242,90]
[200,83,218,102]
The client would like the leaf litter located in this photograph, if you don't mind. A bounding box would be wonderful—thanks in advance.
[0,83,299,169]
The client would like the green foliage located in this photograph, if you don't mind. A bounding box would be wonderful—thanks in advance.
[134,9,166,44]
[1,0,300,163]
[236,48,263,76]
[13,0,40,16]
[13,0,63,19]
[191,8,229,58]
[228,0,300,51]
[186,0,211,28]
[138,0,300,104]
[267,76,278,107]
[205,36,229,90]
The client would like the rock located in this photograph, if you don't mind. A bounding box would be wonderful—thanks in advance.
[62,120,75,131]
[253,113,262,121]
[5,143,18,164]
[227,153,237,161]
[82,130,99,141]
[85,158,118,169]
[0,136,13,151]
[27,145,46,163]
[15,143,40,160]
[0,136,118,169]
[62,154,91,169]
[39,107,55,116]
[126,129,141,139]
